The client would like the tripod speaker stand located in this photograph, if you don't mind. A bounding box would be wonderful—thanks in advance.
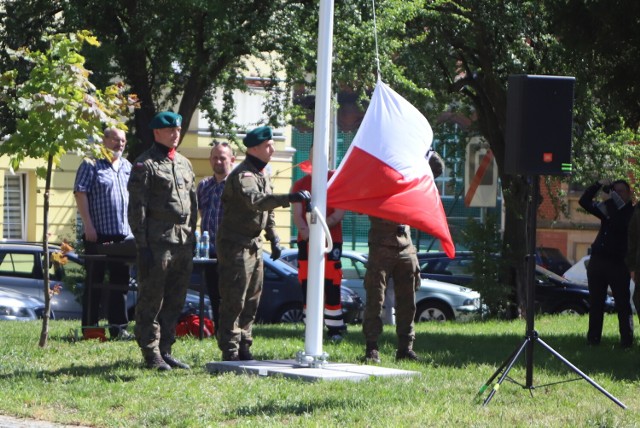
[479,176,626,409]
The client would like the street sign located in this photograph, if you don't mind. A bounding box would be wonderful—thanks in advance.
[464,137,498,207]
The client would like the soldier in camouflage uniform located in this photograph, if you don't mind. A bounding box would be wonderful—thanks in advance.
[216,126,310,361]
[362,150,444,363]
[128,111,198,371]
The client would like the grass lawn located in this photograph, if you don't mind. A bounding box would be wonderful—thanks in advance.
[0,314,638,427]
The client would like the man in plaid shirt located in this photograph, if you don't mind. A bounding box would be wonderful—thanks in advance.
[197,141,236,328]
[74,126,132,340]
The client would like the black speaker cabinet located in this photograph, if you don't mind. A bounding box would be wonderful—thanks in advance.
[504,75,575,176]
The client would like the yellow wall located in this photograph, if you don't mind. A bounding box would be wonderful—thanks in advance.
[0,129,295,246]
[180,129,295,246]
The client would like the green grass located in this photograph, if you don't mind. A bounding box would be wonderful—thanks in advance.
[0,315,638,427]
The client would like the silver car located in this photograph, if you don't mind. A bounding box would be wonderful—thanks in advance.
[279,249,483,322]
[0,242,209,320]
[0,287,47,321]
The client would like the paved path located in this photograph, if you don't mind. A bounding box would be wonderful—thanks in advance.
[0,414,90,428]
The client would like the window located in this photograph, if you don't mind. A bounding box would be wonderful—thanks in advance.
[341,256,367,280]
[0,252,36,278]
[3,174,26,240]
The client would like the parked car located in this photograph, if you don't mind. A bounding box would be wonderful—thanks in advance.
[0,287,48,321]
[562,254,635,310]
[562,255,589,286]
[280,248,483,322]
[417,251,615,315]
[189,253,363,324]
[0,242,209,320]
[535,247,572,276]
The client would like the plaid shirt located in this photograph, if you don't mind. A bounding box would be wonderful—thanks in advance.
[74,157,132,236]
[197,175,226,254]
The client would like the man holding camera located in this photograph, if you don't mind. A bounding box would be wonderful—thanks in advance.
[579,179,634,348]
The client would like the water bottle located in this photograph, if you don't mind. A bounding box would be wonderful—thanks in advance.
[201,231,210,259]
[194,230,201,259]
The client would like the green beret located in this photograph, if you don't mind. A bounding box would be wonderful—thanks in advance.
[149,111,182,129]
[243,126,273,148]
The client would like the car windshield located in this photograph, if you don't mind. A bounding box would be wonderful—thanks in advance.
[341,255,368,280]
[267,256,298,275]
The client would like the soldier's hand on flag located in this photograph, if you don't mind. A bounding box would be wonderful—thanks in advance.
[288,190,311,203]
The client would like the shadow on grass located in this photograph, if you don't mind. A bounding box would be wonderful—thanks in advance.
[415,330,640,381]
[227,397,354,418]
[255,324,640,382]
[0,360,142,383]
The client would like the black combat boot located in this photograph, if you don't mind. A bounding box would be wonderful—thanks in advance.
[395,347,420,361]
[363,341,381,364]
[239,342,254,361]
[222,350,240,361]
[145,353,171,371]
[161,353,190,369]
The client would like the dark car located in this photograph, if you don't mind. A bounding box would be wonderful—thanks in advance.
[418,251,614,315]
[189,253,363,324]
[535,247,572,276]
[0,242,210,320]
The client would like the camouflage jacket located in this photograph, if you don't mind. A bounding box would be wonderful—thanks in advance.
[368,216,414,250]
[127,144,197,248]
[217,158,289,246]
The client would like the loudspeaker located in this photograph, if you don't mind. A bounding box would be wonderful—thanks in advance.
[504,75,575,176]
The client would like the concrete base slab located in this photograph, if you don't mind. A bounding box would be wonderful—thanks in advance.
[205,359,420,382]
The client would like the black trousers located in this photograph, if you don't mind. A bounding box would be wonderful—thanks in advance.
[82,234,130,337]
[587,254,633,346]
[204,258,220,329]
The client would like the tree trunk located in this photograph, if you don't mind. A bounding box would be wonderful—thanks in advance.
[38,155,53,347]
[500,174,529,318]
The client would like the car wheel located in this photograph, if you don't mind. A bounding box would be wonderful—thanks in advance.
[555,303,587,315]
[415,300,454,322]
[276,303,305,323]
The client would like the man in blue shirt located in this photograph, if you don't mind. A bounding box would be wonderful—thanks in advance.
[197,141,236,329]
[74,127,132,340]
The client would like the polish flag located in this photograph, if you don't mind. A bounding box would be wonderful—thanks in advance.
[327,80,455,258]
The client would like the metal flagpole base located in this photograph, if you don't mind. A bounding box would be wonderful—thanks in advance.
[295,350,329,368]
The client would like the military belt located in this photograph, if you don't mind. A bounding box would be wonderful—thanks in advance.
[149,212,188,225]
[218,228,261,244]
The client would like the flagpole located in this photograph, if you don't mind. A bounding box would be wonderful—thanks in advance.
[300,0,334,365]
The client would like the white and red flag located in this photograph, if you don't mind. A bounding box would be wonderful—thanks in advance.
[327,80,455,258]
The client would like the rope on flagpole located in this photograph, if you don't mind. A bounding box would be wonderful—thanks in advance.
[372,0,381,80]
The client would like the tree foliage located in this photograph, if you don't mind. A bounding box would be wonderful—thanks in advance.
[460,214,511,316]
[56,0,325,158]
[0,31,135,173]
[548,0,640,131]
[322,0,640,313]
[0,30,135,347]
[2,0,640,315]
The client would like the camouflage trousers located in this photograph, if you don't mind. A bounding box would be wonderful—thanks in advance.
[134,243,192,358]
[362,245,419,349]
[216,239,263,354]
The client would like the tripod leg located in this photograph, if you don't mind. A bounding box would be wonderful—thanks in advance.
[482,338,529,406]
[535,337,627,409]
[478,341,523,396]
